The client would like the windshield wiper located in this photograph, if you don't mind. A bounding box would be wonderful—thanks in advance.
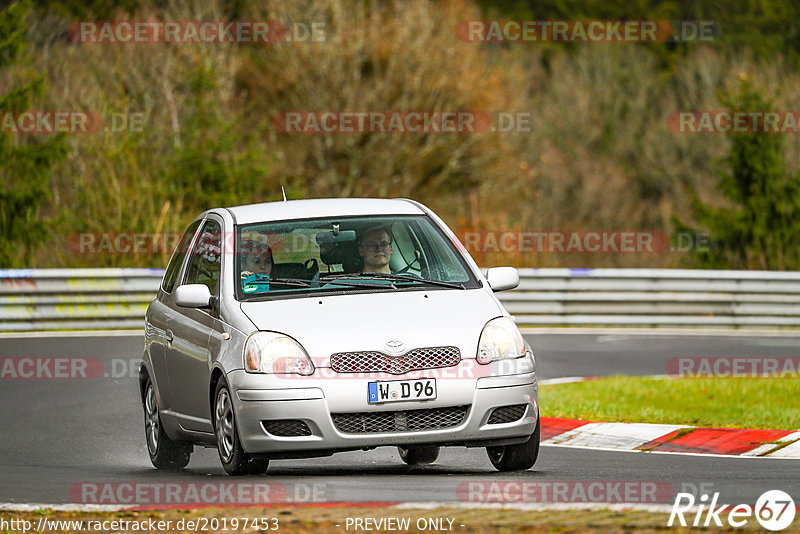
[246,276,395,290]
[321,272,466,289]
[243,277,312,288]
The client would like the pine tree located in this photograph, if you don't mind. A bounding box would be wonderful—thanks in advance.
[686,79,800,270]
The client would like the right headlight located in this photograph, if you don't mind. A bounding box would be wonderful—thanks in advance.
[477,316,526,364]
[244,332,314,375]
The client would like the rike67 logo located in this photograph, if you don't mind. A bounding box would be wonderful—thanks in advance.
[669,490,796,531]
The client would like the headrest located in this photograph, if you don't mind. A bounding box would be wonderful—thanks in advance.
[319,241,356,265]
[317,230,357,266]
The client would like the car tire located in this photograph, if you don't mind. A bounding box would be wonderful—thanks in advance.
[398,446,440,465]
[486,415,540,472]
[245,458,270,475]
[143,377,191,470]
[214,379,269,476]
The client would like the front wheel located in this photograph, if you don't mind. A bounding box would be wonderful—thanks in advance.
[214,379,269,476]
[143,378,191,470]
[398,446,440,465]
[486,416,540,472]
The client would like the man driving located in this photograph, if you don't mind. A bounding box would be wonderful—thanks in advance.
[358,226,393,274]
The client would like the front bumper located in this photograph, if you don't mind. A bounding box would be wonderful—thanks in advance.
[228,358,538,456]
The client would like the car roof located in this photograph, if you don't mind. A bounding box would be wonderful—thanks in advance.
[222,198,426,225]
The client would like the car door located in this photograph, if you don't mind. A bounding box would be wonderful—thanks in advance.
[146,219,202,409]
[164,217,222,433]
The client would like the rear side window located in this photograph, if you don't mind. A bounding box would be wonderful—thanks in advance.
[161,220,201,293]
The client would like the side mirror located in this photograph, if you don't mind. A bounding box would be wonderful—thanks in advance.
[486,267,519,292]
[173,284,213,308]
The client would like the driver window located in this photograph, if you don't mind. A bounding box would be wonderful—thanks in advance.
[184,220,222,294]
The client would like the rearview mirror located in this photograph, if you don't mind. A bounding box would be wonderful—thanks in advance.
[485,267,519,292]
[316,229,357,245]
[173,284,213,308]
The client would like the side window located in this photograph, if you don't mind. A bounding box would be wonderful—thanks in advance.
[183,220,222,294]
[162,220,201,293]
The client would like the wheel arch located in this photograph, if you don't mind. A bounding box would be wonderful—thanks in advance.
[209,365,226,423]
[138,358,152,405]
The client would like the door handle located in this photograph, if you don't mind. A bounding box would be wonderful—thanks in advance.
[165,329,174,345]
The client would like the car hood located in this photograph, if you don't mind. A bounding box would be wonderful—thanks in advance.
[239,288,504,365]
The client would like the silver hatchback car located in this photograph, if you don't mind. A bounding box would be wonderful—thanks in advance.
[140,198,539,475]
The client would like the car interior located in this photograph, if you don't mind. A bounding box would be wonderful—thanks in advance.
[237,218,442,296]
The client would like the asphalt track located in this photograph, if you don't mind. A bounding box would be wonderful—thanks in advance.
[0,332,798,507]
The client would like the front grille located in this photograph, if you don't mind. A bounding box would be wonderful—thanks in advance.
[487,404,527,425]
[330,346,461,374]
[332,405,469,434]
[262,419,312,437]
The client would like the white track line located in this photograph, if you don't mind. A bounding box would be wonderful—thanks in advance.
[0,330,142,339]
[541,442,800,459]
[394,501,678,512]
[544,422,685,450]
[0,503,131,512]
[538,377,590,386]
[768,435,800,458]
[520,327,800,336]
[741,431,800,457]
[3,329,798,339]
[0,502,682,513]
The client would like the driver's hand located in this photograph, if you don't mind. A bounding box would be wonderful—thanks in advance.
[241,271,254,279]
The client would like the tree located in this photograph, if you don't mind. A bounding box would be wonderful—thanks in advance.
[0,0,67,267]
[684,78,800,270]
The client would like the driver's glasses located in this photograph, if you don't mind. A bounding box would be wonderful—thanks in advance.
[363,241,391,252]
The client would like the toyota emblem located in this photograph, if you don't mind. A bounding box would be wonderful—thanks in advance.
[384,340,406,354]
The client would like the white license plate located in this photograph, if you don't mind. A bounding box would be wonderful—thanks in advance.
[367,378,437,404]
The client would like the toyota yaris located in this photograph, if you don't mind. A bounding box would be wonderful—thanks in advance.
[140,198,539,475]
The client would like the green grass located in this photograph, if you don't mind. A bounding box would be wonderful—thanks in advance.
[540,376,800,430]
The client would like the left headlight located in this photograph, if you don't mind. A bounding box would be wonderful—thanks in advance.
[477,317,525,364]
[244,332,315,375]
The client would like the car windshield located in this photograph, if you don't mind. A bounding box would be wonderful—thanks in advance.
[235,214,480,300]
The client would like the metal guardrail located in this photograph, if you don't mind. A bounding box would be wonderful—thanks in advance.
[0,269,163,331]
[500,268,800,328]
[1,268,799,331]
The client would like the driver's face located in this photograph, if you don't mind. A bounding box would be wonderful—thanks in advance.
[243,253,272,274]
[359,230,393,266]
